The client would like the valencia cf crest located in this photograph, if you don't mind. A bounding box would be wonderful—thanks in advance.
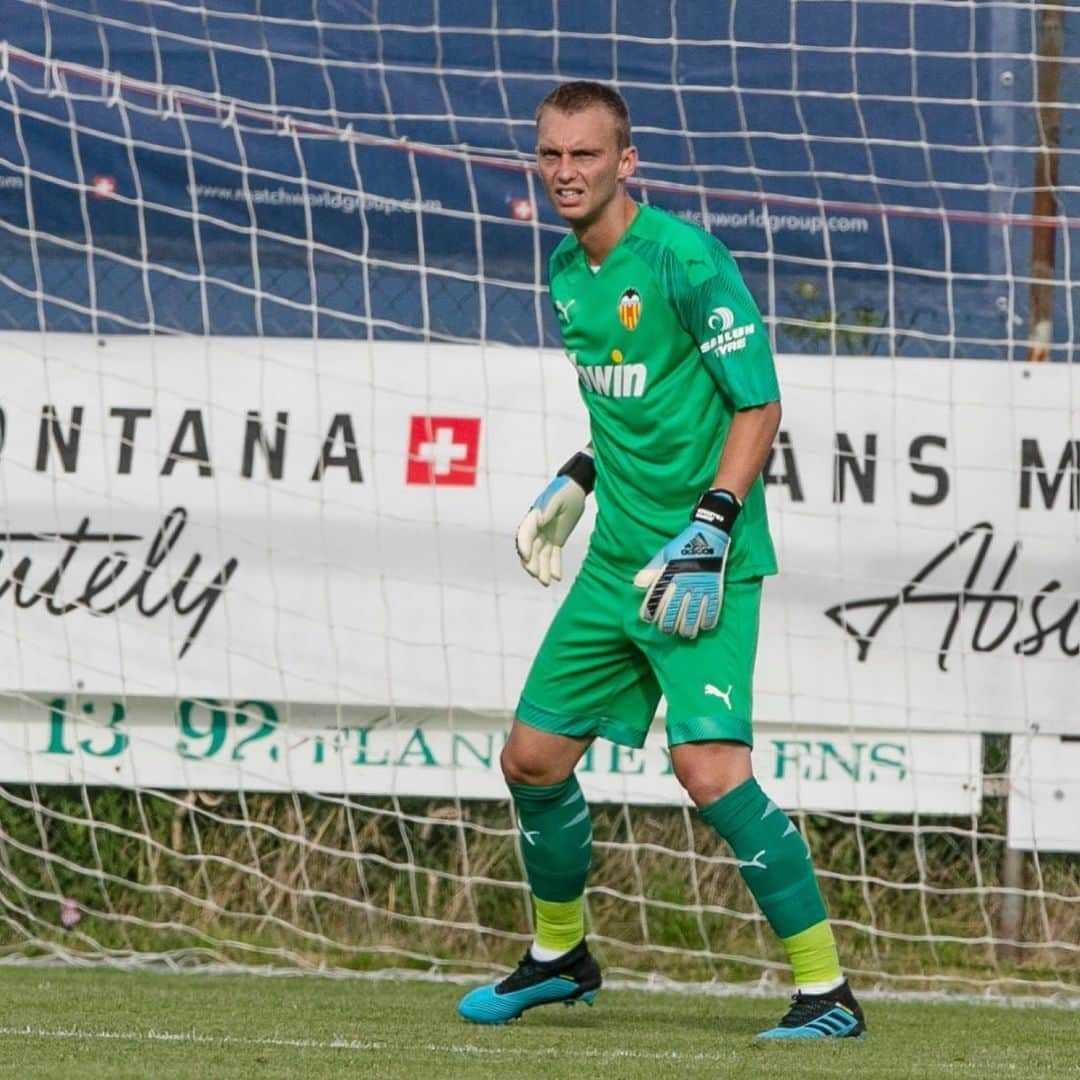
[618,288,642,330]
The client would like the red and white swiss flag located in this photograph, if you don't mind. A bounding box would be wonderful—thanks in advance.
[509,198,534,221]
[406,415,481,486]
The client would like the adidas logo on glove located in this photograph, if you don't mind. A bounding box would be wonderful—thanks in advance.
[680,532,716,557]
[634,488,741,639]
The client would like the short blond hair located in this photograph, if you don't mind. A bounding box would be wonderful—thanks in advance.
[535,81,631,150]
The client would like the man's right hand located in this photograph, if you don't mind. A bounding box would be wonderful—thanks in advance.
[515,450,595,586]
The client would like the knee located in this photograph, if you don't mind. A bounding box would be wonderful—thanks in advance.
[671,744,753,808]
[677,767,743,808]
[500,742,568,788]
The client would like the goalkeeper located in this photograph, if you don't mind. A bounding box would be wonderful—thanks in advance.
[458,80,865,1040]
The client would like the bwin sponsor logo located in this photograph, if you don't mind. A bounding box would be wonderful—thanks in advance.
[574,361,648,398]
[699,321,756,358]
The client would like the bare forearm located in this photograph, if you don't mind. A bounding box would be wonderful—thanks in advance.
[710,400,781,501]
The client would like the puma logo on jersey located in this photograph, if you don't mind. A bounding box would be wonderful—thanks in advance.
[704,683,733,709]
[573,359,648,398]
[555,298,576,323]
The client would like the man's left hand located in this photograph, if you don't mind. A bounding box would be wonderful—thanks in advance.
[633,490,741,639]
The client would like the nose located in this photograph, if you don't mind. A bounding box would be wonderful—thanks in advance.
[554,152,576,179]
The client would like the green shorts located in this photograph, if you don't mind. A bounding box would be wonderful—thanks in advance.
[518,557,763,749]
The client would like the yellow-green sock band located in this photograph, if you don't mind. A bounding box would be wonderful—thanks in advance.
[782,919,842,987]
[534,896,584,954]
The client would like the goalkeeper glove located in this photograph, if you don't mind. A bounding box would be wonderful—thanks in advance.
[515,450,595,586]
[633,489,742,639]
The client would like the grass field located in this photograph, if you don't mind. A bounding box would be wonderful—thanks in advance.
[0,968,1075,1079]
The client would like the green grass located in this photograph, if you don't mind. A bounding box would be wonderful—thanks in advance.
[0,968,1075,1080]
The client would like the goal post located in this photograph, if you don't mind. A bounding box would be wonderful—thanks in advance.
[0,2,1077,1001]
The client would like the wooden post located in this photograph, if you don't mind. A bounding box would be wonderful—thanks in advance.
[1027,1,1065,362]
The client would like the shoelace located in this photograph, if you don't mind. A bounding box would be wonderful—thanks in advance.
[498,953,551,991]
[778,992,830,1027]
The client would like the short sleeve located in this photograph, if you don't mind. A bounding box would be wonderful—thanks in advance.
[670,242,780,409]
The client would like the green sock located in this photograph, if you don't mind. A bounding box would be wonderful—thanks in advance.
[701,778,841,985]
[781,919,842,988]
[509,776,592,948]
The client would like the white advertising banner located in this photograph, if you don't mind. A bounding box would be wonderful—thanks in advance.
[0,332,1076,738]
[0,695,981,813]
[1008,735,1080,852]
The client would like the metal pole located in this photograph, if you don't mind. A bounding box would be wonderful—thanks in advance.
[999,847,1026,963]
[1027,1,1064,362]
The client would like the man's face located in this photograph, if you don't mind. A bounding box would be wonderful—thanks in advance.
[536,105,636,228]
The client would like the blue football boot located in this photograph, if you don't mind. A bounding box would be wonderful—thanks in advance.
[756,980,867,1039]
[458,941,601,1024]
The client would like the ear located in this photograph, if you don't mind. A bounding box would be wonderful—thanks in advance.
[617,144,638,181]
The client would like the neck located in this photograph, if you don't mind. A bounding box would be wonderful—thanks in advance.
[575,195,638,265]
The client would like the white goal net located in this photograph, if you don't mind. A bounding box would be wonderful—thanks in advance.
[0,1,1077,1001]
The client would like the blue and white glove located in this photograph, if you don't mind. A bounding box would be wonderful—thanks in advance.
[515,449,595,586]
[633,489,742,639]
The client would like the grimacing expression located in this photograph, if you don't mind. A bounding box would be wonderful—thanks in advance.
[536,105,636,228]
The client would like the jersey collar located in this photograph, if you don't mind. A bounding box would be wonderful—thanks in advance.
[574,203,649,275]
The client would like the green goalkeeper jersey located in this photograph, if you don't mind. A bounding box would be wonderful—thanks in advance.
[548,203,780,580]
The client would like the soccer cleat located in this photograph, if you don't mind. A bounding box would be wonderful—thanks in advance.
[756,979,867,1040]
[457,940,601,1024]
